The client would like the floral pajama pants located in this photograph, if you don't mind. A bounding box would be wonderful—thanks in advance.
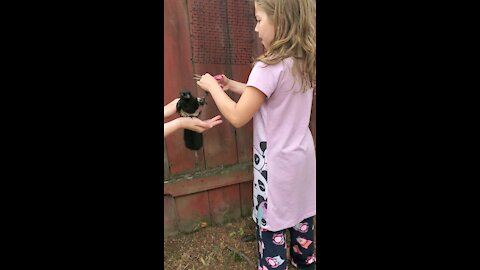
[256,216,316,270]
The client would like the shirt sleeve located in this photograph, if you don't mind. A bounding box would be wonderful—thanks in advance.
[246,61,285,99]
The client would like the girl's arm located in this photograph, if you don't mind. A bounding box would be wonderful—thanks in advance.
[197,73,265,128]
[164,98,180,118]
[164,118,182,138]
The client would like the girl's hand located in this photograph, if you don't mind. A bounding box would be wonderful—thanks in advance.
[214,74,230,91]
[180,115,223,133]
[197,73,223,93]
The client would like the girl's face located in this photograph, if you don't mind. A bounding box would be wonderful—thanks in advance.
[254,3,275,50]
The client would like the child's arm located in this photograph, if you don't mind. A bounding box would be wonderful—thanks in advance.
[164,98,180,118]
[164,115,223,138]
[197,73,265,128]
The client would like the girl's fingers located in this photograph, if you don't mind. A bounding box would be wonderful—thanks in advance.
[182,115,222,133]
[209,119,223,128]
[193,118,211,128]
[208,115,222,122]
[205,116,223,127]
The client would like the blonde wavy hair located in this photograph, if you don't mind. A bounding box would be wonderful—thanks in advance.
[254,0,316,92]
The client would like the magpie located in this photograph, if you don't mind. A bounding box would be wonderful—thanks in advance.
[176,90,207,150]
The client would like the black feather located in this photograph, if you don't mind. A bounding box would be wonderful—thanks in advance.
[176,91,200,116]
[184,129,203,150]
[176,90,206,150]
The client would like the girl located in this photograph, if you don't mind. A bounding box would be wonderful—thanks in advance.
[196,0,316,269]
[164,98,223,138]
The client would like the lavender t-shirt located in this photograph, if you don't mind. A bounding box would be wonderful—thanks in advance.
[247,57,316,232]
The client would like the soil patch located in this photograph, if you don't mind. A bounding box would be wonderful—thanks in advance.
[164,216,316,270]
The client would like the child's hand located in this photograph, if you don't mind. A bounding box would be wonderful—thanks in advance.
[196,73,224,93]
[214,74,230,91]
[180,115,223,133]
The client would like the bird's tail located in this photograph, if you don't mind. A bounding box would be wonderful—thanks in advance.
[184,129,203,150]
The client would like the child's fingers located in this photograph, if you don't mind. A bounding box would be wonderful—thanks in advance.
[193,118,211,128]
[198,116,222,130]
[206,116,223,127]
[183,116,222,133]
[208,115,222,122]
[209,119,223,128]
[196,80,205,89]
[213,74,229,91]
[214,74,224,82]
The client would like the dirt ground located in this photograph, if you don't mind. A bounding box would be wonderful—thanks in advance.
[164,216,316,270]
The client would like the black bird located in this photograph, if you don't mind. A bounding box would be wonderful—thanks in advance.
[176,90,207,150]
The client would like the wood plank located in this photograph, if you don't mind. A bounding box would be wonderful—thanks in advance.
[239,181,253,217]
[164,195,178,237]
[164,140,169,180]
[164,0,205,175]
[208,185,241,225]
[175,192,211,233]
[164,167,252,197]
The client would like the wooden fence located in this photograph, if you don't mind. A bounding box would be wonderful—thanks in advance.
[163,0,316,237]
